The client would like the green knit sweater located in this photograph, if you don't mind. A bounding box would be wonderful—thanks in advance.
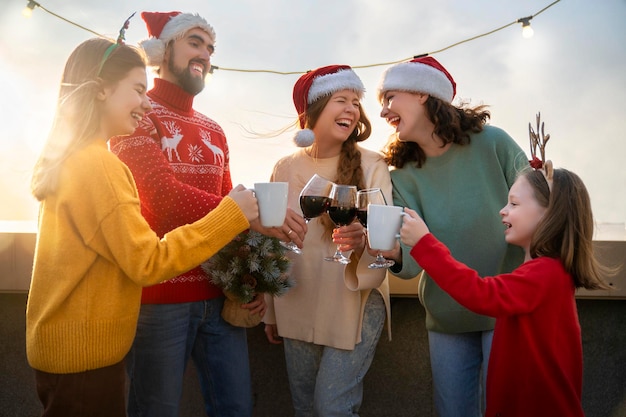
[26,140,250,374]
[390,125,526,333]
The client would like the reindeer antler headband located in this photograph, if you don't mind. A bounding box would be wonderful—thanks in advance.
[528,112,553,189]
[97,12,136,76]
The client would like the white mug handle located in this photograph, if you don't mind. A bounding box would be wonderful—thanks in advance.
[395,212,407,238]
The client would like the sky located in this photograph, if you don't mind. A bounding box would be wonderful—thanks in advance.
[0,0,625,236]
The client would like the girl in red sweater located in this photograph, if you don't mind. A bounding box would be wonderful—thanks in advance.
[399,124,611,416]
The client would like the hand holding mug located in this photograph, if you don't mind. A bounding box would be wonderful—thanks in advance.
[253,182,289,227]
[228,184,258,222]
[366,204,406,268]
[400,207,430,248]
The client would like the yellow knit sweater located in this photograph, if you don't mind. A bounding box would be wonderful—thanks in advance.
[26,140,249,374]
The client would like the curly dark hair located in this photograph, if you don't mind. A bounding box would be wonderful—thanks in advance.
[382,96,490,168]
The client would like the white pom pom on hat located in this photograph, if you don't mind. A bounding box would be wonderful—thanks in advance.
[377,56,457,103]
[292,65,365,147]
[293,129,316,148]
[139,11,216,67]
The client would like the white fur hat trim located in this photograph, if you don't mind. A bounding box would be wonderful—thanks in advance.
[308,69,365,103]
[140,13,216,67]
[377,61,454,102]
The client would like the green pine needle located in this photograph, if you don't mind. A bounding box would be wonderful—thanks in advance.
[201,230,294,304]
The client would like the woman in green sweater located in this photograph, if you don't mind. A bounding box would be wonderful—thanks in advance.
[376,56,527,417]
[27,36,257,417]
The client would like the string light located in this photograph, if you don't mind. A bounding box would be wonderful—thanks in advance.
[518,17,534,39]
[20,0,107,38]
[22,0,38,18]
[23,0,560,74]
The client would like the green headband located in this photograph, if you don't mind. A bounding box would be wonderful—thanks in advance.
[97,12,135,76]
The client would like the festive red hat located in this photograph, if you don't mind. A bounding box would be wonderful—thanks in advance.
[377,56,456,103]
[292,65,365,147]
[139,11,216,67]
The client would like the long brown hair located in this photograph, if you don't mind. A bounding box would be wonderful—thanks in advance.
[383,96,490,168]
[31,38,146,201]
[302,93,372,189]
[526,168,612,290]
[302,92,372,235]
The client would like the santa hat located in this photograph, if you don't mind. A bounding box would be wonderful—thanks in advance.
[139,11,216,67]
[377,56,456,103]
[292,65,365,147]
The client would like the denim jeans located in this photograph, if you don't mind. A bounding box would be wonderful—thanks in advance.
[428,329,493,417]
[126,298,253,417]
[283,291,385,417]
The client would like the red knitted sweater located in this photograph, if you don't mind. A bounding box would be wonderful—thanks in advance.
[110,79,232,304]
[412,234,584,417]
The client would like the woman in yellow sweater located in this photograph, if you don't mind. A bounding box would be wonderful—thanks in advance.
[27,36,258,417]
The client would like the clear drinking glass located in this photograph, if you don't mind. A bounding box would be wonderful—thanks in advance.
[357,188,395,269]
[280,174,333,254]
[300,174,334,224]
[324,184,357,265]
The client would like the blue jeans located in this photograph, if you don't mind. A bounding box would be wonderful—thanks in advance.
[126,299,253,417]
[428,330,493,417]
[283,291,385,417]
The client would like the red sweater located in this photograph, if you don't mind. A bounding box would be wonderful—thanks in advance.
[109,79,232,304]
[412,234,584,417]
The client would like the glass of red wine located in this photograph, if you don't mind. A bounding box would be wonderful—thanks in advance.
[281,174,333,254]
[300,174,333,224]
[357,188,394,269]
[324,184,357,264]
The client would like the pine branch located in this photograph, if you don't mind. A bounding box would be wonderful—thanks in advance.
[201,230,294,303]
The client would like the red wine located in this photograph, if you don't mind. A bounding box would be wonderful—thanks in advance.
[356,210,367,227]
[328,206,357,226]
[300,196,330,221]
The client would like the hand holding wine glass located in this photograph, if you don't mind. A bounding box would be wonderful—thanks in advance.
[324,184,357,264]
[281,174,333,254]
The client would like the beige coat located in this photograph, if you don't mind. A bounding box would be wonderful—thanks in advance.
[263,147,392,350]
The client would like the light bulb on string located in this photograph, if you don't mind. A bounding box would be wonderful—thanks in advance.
[17,0,561,73]
[518,16,534,39]
[522,22,534,38]
[22,0,38,18]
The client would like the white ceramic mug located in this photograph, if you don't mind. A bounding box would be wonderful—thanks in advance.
[367,204,405,251]
[253,182,289,227]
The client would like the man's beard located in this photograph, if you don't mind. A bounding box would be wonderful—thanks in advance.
[167,52,206,96]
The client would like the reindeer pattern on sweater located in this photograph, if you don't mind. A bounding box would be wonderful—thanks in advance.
[154,108,228,174]
[109,79,232,304]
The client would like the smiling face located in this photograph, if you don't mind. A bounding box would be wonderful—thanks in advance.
[162,27,215,95]
[380,90,430,143]
[100,66,151,138]
[500,175,548,258]
[312,89,361,153]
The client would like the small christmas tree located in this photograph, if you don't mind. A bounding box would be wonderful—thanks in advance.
[201,230,294,326]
